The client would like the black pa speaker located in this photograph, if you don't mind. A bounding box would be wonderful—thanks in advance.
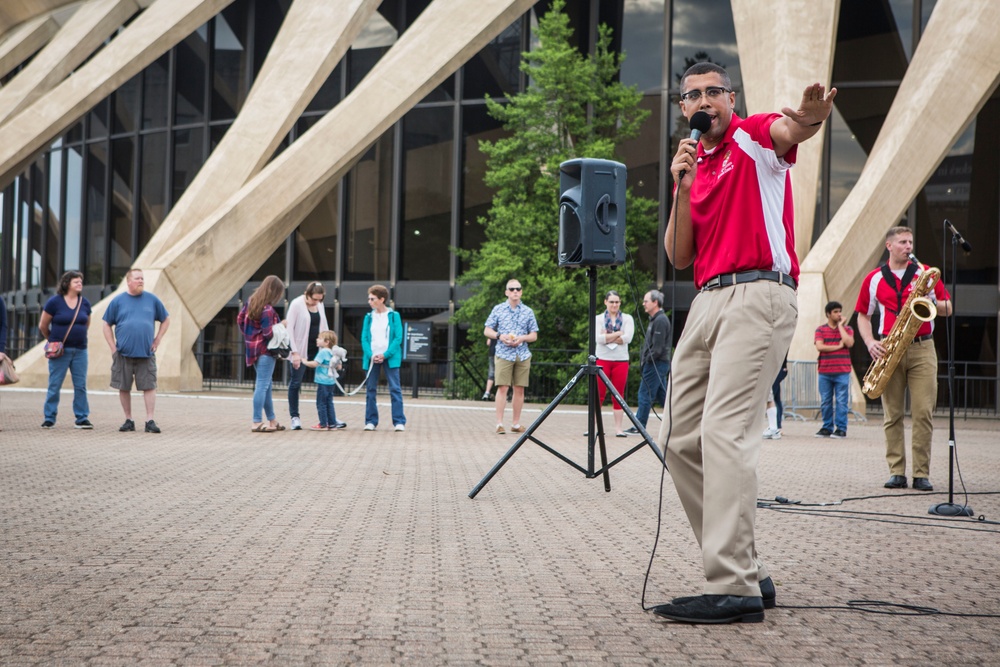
[558,158,627,267]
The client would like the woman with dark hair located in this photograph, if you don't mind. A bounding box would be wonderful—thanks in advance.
[238,275,287,432]
[285,281,333,430]
[39,270,93,429]
[594,290,635,436]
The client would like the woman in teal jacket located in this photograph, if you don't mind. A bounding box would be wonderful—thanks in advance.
[361,284,407,431]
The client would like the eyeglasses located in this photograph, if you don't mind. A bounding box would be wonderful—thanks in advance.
[679,86,731,102]
[507,286,522,291]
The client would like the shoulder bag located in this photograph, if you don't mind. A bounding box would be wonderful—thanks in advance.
[0,355,18,385]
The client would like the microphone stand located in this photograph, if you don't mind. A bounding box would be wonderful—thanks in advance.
[928,222,973,516]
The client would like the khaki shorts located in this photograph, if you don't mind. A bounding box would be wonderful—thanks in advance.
[494,357,530,387]
[111,352,158,391]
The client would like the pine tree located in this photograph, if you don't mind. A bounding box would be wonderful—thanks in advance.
[455,0,657,381]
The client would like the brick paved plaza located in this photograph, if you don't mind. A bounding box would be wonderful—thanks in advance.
[1,387,999,665]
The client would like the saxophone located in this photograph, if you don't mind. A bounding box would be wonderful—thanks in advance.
[861,259,940,399]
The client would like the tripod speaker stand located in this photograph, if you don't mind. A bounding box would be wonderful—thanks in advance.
[469,265,665,498]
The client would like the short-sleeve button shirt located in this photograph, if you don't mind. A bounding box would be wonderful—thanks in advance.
[485,302,539,362]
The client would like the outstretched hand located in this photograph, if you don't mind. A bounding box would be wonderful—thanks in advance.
[781,83,837,126]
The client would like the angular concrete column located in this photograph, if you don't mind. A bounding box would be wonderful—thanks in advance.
[154,0,538,325]
[731,0,839,264]
[0,0,138,124]
[0,13,59,79]
[0,1,81,37]
[790,0,1000,409]
[14,0,536,391]
[134,0,380,266]
[0,0,236,191]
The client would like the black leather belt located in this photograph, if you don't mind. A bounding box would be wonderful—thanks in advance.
[701,270,797,292]
[913,334,933,343]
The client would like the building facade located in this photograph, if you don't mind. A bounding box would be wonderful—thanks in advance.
[1,0,998,409]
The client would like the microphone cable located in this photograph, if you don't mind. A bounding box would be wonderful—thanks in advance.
[638,176,682,612]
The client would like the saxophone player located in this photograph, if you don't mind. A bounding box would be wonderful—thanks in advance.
[855,226,952,491]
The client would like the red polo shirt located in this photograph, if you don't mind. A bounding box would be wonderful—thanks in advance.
[855,263,950,338]
[686,113,800,289]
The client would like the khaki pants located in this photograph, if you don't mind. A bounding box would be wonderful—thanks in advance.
[658,281,797,597]
[881,339,937,479]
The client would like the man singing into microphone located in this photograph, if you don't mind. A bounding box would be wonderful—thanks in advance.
[651,62,835,624]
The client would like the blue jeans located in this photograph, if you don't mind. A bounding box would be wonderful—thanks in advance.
[772,365,788,429]
[316,383,337,427]
[818,371,850,432]
[287,362,306,418]
[635,359,669,427]
[365,362,406,427]
[45,347,89,423]
[253,355,277,423]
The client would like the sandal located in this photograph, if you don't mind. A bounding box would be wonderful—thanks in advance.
[252,423,276,433]
[271,423,286,431]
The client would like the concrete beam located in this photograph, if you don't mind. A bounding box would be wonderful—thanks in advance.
[0,0,138,124]
[14,0,536,391]
[153,0,537,327]
[0,13,59,79]
[731,0,839,263]
[0,1,80,36]
[790,0,1000,408]
[133,0,380,268]
[0,0,236,191]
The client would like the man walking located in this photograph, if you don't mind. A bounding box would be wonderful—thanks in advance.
[625,290,670,435]
[102,269,170,433]
[814,301,854,438]
[484,279,538,435]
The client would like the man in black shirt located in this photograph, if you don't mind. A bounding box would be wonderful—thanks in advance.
[626,290,671,434]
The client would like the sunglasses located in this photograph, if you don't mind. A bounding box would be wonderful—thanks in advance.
[507,286,522,291]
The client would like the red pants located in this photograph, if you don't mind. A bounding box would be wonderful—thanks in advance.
[596,359,629,410]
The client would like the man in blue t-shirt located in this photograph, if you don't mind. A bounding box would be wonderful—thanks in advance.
[102,269,170,433]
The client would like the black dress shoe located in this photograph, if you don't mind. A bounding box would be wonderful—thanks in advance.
[671,576,776,610]
[650,594,764,624]
[912,477,934,491]
[884,475,907,489]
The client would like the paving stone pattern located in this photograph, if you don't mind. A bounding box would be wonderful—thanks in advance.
[1,388,999,665]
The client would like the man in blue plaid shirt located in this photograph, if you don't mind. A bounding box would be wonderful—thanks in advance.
[484,279,539,435]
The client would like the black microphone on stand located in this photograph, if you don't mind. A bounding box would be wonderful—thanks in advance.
[944,219,973,253]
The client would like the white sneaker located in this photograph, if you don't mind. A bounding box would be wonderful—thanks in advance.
[762,427,781,440]
[364,423,376,431]
[291,417,302,431]
[394,424,405,432]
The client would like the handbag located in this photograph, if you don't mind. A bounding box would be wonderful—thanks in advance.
[45,296,83,359]
[0,356,18,385]
[267,322,291,359]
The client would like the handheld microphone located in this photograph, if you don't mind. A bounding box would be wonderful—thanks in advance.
[944,219,973,253]
[688,111,711,142]
[679,112,712,180]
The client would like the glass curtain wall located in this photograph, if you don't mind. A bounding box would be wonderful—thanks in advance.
[0,0,995,407]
